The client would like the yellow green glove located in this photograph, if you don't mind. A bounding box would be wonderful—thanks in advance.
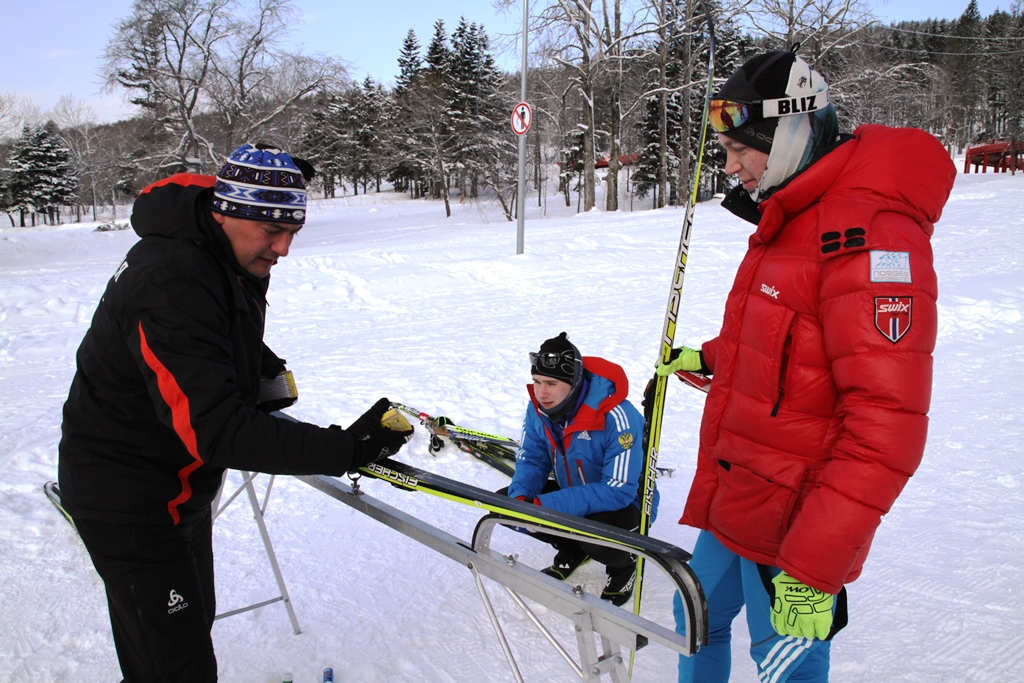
[655,346,706,376]
[770,571,835,640]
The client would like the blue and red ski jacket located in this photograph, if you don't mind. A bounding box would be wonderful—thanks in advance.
[508,357,656,521]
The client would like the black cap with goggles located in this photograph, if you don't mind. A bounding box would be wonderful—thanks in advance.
[529,331,583,388]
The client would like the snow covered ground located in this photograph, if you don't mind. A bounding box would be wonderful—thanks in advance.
[1,167,1022,682]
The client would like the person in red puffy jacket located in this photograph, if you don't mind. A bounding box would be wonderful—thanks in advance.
[656,50,956,682]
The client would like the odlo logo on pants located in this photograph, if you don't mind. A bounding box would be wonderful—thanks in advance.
[167,589,189,614]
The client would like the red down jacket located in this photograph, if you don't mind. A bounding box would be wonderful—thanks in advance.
[681,124,956,593]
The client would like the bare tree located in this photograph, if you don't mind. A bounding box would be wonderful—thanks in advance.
[49,96,103,221]
[0,93,19,141]
[104,0,234,172]
[533,0,603,211]
[732,0,873,60]
[527,63,581,207]
[104,0,338,174]
[205,0,345,152]
[0,92,42,142]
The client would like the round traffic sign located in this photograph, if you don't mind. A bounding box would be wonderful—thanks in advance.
[511,102,532,136]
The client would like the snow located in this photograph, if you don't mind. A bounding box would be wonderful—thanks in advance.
[2,170,1023,682]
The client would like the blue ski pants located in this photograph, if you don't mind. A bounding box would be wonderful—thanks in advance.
[673,530,833,683]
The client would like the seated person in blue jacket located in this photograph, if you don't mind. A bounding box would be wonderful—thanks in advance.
[504,332,655,605]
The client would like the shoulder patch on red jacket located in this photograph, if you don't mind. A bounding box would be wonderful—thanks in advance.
[875,296,913,342]
[869,250,913,283]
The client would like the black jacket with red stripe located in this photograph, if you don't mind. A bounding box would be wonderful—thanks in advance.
[58,173,357,525]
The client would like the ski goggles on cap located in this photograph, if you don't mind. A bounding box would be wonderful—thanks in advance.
[529,350,582,384]
[708,86,830,133]
[529,350,575,370]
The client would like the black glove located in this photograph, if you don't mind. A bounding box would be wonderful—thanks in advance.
[347,398,413,470]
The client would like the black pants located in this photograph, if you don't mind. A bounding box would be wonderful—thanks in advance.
[501,481,641,570]
[75,511,218,683]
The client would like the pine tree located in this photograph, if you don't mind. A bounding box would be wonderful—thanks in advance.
[301,91,345,198]
[424,20,452,79]
[7,125,34,226]
[361,77,394,192]
[0,154,14,226]
[948,0,985,147]
[632,90,683,203]
[402,19,459,214]
[449,19,512,202]
[395,30,423,98]
[330,86,360,194]
[329,77,390,195]
[7,121,78,226]
[389,29,425,196]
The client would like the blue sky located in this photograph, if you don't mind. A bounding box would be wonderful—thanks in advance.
[0,0,1008,124]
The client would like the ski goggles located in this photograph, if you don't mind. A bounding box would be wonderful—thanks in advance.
[708,86,830,133]
[529,350,579,377]
[530,350,574,369]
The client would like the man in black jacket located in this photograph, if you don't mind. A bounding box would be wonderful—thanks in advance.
[57,143,411,682]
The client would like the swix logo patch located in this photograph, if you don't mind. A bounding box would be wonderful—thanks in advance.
[167,589,188,614]
[875,297,913,343]
[760,283,780,299]
[618,433,634,449]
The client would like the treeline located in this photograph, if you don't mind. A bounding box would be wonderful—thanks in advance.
[2,0,1021,226]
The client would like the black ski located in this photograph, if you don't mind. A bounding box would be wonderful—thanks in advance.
[357,457,692,563]
[392,403,519,477]
[43,481,78,533]
[352,456,706,650]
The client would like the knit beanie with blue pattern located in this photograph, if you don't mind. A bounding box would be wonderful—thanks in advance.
[211,143,307,224]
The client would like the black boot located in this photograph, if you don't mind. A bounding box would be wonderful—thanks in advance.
[541,547,591,580]
[600,560,636,606]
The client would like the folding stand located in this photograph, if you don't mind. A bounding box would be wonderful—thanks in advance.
[211,470,301,635]
[298,473,707,682]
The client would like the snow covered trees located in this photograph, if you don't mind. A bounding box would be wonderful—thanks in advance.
[301,78,392,198]
[298,20,514,217]
[15,1,1024,227]
[387,19,515,217]
[3,122,78,226]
